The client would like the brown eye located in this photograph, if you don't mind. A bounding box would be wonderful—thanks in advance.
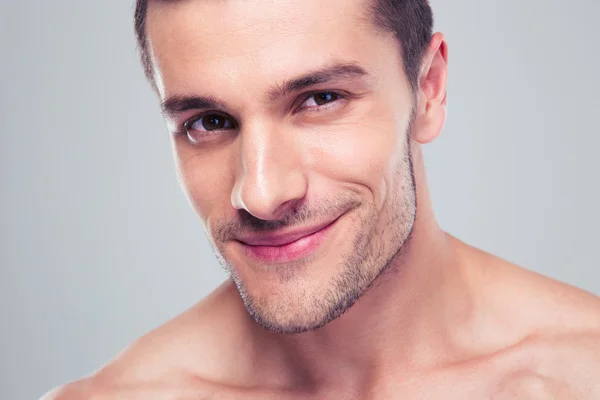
[299,92,343,110]
[313,92,339,106]
[188,113,234,132]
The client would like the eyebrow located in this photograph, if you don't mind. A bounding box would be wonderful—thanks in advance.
[267,62,371,102]
[161,95,228,118]
[160,62,371,118]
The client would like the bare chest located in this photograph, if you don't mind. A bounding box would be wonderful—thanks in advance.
[160,370,576,400]
[99,370,581,400]
[103,341,598,400]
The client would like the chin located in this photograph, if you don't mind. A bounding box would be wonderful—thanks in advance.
[244,293,334,335]
[229,258,371,335]
[226,263,333,334]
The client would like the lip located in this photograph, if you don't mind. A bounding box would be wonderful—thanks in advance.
[237,219,336,246]
[236,217,340,263]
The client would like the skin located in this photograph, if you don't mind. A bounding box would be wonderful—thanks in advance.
[44,0,600,398]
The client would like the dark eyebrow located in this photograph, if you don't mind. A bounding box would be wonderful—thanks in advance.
[160,62,371,118]
[161,95,228,118]
[267,62,371,102]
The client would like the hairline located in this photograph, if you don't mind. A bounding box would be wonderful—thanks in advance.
[135,0,432,93]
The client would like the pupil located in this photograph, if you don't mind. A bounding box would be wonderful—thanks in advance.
[316,92,336,105]
[204,115,223,130]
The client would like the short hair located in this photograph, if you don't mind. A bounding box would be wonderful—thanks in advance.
[134,0,433,92]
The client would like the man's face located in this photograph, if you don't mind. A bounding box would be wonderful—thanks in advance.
[148,0,418,333]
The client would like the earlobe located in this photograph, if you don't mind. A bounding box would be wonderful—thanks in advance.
[412,104,446,144]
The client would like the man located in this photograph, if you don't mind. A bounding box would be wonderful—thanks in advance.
[45,0,600,398]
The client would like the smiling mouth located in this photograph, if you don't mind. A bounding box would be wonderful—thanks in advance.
[236,217,340,264]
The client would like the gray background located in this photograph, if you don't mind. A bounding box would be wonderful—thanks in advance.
[1,0,598,398]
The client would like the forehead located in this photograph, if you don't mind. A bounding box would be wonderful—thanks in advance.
[146,0,401,99]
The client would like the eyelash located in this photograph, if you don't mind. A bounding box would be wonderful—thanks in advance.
[176,90,347,139]
[295,91,347,114]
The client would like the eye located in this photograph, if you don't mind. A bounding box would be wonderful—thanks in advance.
[300,92,342,109]
[185,113,235,132]
[181,113,236,143]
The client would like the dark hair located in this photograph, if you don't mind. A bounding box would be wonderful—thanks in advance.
[134,0,433,91]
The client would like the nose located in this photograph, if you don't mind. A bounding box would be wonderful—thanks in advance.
[231,122,307,221]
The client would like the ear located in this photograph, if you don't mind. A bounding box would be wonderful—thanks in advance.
[411,32,448,144]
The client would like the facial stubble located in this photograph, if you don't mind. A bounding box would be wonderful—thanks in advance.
[208,119,417,335]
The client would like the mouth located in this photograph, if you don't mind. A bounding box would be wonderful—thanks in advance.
[235,217,341,264]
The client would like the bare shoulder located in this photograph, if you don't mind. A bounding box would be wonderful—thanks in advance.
[461,243,600,396]
[40,381,88,400]
[42,280,248,399]
[515,266,600,333]
[524,271,600,334]
[40,378,228,400]
[489,331,600,398]
[468,240,600,334]
[101,280,248,381]
[532,331,600,381]
[40,379,126,400]
[483,258,600,395]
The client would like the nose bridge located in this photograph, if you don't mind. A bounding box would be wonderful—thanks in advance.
[232,120,307,220]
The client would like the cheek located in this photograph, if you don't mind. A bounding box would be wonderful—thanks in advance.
[173,139,235,223]
[305,104,408,206]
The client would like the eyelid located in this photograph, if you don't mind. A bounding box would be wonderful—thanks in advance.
[182,111,236,132]
[294,90,347,113]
